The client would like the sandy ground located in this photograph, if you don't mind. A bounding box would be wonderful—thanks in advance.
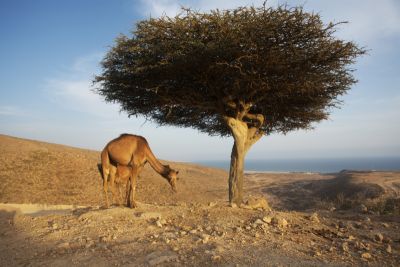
[0,134,399,266]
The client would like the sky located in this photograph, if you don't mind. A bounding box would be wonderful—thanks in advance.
[0,0,399,162]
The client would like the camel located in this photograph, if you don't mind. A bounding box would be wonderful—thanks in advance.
[100,134,179,208]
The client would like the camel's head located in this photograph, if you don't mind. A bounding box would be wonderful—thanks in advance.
[164,165,179,192]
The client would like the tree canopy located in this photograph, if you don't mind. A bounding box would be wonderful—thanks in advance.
[95,5,364,137]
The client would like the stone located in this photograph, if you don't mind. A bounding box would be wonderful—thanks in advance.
[338,221,347,229]
[374,233,383,243]
[309,213,320,223]
[211,255,222,261]
[230,203,238,208]
[245,196,271,211]
[358,204,368,213]
[361,252,372,260]
[348,235,356,241]
[155,220,163,228]
[341,242,349,252]
[201,234,210,244]
[271,217,288,228]
[208,202,217,207]
[386,245,392,254]
[381,223,389,228]
[254,219,264,225]
[137,212,162,220]
[262,216,272,224]
[57,242,70,249]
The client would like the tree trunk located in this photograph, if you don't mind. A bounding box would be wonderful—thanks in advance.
[229,139,246,205]
[225,117,264,206]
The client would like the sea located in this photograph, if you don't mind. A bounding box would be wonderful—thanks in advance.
[194,157,400,173]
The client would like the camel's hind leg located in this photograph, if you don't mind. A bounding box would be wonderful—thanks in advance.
[127,166,140,208]
[102,167,110,208]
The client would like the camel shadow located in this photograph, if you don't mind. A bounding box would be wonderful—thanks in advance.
[261,171,385,211]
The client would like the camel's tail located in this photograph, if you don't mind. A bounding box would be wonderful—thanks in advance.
[97,163,103,176]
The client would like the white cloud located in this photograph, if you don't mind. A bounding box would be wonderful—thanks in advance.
[303,0,400,44]
[138,0,270,17]
[137,0,400,45]
[44,52,123,118]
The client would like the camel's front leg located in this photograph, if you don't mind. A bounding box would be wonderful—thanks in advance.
[109,169,118,206]
[128,166,140,208]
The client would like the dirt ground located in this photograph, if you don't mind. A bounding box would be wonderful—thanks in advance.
[0,134,399,266]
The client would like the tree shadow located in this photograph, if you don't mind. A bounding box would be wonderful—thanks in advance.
[261,171,385,211]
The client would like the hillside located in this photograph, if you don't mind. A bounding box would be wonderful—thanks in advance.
[1,134,399,266]
[0,134,227,206]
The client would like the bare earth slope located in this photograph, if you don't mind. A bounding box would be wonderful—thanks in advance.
[0,134,227,206]
[0,134,399,266]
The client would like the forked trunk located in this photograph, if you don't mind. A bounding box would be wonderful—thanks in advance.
[225,117,263,205]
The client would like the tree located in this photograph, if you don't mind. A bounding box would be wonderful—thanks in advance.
[95,4,365,205]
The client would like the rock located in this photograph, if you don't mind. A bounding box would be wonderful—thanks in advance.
[386,244,392,254]
[313,251,322,257]
[211,255,222,261]
[338,221,347,229]
[208,202,217,207]
[309,213,320,223]
[357,204,368,213]
[99,236,109,243]
[348,235,356,241]
[262,216,272,224]
[57,242,70,249]
[271,217,288,228]
[254,219,264,225]
[179,231,187,236]
[381,223,389,228]
[230,203,238,208]
[201,234,210,244]
[155,220,163,228]
[341,242,349,252]
[361,252,372,260]
[52,223,59,230]
[245,196,271,211]
[374,233,383,243]
[137,212,162,220]
[146,251,178,266]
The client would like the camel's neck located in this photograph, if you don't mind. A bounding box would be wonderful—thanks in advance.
[145,146,169,176]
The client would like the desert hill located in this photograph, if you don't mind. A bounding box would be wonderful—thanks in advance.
[0,134,227,206]
[1,134,399,266]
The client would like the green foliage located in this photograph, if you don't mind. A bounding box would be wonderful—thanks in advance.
[95,4,365,137]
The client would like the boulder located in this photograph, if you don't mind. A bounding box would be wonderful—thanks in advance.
[244,196,271,211]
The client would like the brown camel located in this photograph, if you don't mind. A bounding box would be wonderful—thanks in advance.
[101,134,179,208]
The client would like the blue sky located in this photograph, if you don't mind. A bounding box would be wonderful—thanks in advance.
[0,0,399,161]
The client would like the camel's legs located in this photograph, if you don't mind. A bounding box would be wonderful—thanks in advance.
[117,183,124,206]
[124,178,131,206]
[109,168,118,206]
[128,166,141,208]
[102,167,110,208]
